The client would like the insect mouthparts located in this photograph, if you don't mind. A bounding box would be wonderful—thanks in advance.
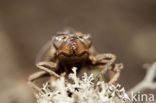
[70,41,78,54]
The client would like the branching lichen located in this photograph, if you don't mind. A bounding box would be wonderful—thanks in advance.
[128,62,156,94]
[36,67,129,103]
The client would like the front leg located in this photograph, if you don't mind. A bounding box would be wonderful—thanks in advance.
[28,70,48,93]
[28,61,60,92]
[90,53,116,85]
[36,61,60,78]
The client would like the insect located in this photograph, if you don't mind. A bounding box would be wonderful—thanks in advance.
[28,30,123,92]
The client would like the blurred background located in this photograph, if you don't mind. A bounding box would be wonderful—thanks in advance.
[0,0,156,103]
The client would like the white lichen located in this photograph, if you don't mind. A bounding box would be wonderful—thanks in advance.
[128,62,156,94]
[36,67,129,103]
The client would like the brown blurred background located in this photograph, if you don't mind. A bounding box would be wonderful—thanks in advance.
[0,0,156,103]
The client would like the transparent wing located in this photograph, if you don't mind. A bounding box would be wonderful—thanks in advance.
[35,40,52,63]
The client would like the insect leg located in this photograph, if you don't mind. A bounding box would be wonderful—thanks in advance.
[36,61,60,78]
[28,70,47,93]
[91,53,116,86]
[28,61,60,92]
[108,63,123,85]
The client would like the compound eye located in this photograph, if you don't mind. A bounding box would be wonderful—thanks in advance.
[52,36,64,49]
[83,34,91,42]
[80,34,92,48]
